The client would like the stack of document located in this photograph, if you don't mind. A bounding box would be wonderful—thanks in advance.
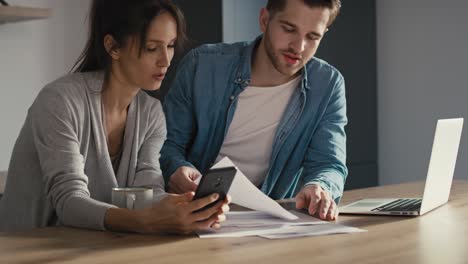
[198,210,365,239]
[196,158,366,239]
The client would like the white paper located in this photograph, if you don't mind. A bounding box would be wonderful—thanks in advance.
[222,210,325,228]
[259,224,367,239]
[197,210,365,239]
[208,157,298,220]
[198,210,325,238]
[198,224,285,238]
[195,157,365,239]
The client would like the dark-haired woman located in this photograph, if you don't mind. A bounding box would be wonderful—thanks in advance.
[0,0,229,234]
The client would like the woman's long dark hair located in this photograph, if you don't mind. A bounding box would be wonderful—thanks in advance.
[72,0,187,73]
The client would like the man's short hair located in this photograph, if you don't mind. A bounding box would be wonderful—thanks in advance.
[266,0,342,26]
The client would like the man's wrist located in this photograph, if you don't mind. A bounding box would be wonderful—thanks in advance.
[165,161,195,182]
[303,182,321,188]
[303,181,330,193]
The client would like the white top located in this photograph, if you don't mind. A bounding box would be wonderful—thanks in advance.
[216,76,301,186]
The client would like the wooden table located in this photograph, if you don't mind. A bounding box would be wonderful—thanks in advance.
[1,181,467,264]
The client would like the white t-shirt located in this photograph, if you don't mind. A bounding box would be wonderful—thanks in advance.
[216,75,301,186]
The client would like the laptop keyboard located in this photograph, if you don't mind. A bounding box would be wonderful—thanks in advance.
[371,198,422,212]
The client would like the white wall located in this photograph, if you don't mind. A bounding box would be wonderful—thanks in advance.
[222,0,266,43]
[0,0,90,170]
[377,0,468,184]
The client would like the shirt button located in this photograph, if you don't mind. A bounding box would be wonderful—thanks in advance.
[230,95,235,100]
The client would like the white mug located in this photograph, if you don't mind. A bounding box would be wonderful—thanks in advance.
[111,187,153,209]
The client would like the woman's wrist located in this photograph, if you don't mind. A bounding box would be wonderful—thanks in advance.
[104,207,144,233]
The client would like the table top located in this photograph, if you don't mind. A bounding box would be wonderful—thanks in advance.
[1,180,467,264]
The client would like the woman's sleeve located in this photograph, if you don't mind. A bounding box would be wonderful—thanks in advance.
[131,100,168,202]
[31,87,115,231]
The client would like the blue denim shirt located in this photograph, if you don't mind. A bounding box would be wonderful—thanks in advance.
[160,37,348,202]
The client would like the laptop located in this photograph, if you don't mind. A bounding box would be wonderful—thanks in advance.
[340,118,464,216]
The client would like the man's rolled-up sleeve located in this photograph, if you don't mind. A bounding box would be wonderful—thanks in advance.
[301,75,348,203]
[160,51,199,183]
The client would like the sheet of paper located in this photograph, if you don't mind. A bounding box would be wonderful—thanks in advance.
[222,210,326,228]
[198,224,285,238]
[197,210,326,238]
[258,224,367,239]
[195,157,366,239]
[197,210,366,239]
[209,157,298,220]
[198,223,365,239]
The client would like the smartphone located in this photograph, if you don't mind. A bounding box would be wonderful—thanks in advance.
[193,166,236,212]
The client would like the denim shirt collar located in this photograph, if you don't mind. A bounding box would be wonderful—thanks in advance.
[235,35,311,91]
[232,37,256,88]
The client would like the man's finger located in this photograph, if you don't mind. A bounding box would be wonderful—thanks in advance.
[326,201,337,221]
[308,194,320,215]
[181,176,198,192]
[189,172,201,181]
[172,176,197,193]
[295,192,306,209]
[334,208,340,220]
[319,197,332,219]
[169,170,199,194]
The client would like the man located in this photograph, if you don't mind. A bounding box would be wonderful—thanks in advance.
[161,0,347,221]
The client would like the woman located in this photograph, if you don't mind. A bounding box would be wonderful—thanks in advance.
[0,0,229,234]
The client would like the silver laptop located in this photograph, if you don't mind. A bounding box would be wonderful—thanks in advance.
[340,118,464,216]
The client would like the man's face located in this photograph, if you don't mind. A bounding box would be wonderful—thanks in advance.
[260,0,330,77]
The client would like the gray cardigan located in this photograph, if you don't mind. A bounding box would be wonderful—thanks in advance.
[0,72,167,232]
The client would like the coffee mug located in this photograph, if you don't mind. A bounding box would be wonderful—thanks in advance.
[111,187,153,209]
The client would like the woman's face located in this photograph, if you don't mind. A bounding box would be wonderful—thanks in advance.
[113,12,178,91]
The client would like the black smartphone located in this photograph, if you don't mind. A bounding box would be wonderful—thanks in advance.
[193,166,236,212]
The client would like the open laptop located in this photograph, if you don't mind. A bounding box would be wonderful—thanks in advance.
[340,118,464,216]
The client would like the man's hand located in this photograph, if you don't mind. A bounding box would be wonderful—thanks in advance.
[295,184,338,221]
[168,166,201,194]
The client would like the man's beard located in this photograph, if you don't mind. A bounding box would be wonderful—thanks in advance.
[263,35,301,77]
